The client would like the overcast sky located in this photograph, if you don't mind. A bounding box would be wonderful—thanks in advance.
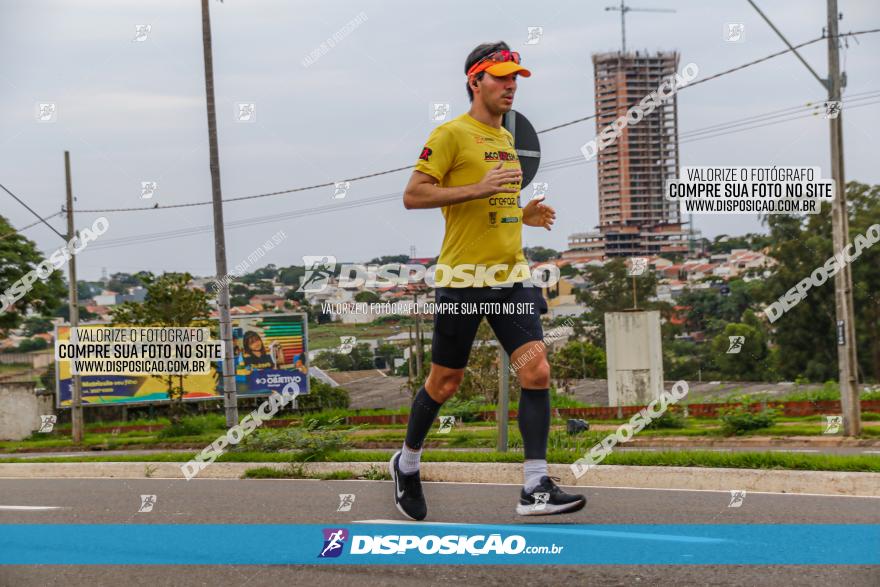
[1,0,878,281]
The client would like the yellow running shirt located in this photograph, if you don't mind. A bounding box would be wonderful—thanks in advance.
[414,113,530,288]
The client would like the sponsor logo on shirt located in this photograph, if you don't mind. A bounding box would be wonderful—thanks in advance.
[484,150,518,162]
[488,196,519,207]
[419,147,432,161]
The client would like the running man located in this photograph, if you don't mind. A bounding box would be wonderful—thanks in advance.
[389,41,586,520]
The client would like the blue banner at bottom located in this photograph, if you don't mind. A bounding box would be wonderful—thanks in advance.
[1,524,877,565]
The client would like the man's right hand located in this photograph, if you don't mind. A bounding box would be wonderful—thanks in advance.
[475,162,522,198]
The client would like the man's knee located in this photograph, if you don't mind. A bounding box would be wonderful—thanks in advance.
[518,357,550,389]
[426,368,463,403]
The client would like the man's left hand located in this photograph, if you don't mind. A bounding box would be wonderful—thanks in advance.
[522,195,556,230]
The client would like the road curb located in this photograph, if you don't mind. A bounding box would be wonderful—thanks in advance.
[0,461,878,497]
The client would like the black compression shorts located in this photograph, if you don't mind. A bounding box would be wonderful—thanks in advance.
[430,281,548,369]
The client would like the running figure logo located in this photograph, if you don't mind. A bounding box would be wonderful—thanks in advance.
[627,257,649,276]
[431,103,450,122]
[337,494,355,512]
[338,336,357,355]
[133,24,152,42]
[726,336,745,354]
[38,415,57,433]
[438,415,455,434]
[526,27,543,45]
[138,495,157,513]
[823,101,842,119]
[824,415,842,434]
[533,492,549,511]
[727,490,746,508]
[141,181,158,199]
[318,528,349,558]
[725,23,745,42]
[299,256,337,292]
[332,181,350,200]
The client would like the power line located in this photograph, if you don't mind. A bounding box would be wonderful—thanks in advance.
[0,183,66,240]
[680,92,880,139]
[82,99,880,250]
[11,26,878,234]
[0,211,64,241]
[80,93,880,249]
[71,29,880,216]
[679,97,880,144]
[679,28,880,91]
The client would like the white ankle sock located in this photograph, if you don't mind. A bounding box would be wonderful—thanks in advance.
[398,444,422,475]
[523,459,548,492]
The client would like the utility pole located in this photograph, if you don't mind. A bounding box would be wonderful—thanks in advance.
[413,291,423,379]
[64,151,83,443]
[407,324,414,390]
[200,0,237,427]
[496,347,509,452]
[748,0,860,435]
[605,0,675,53]
[826,0,860,435]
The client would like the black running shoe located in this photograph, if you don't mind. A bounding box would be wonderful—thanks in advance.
[516,476,586,516]
[389,451,427,521]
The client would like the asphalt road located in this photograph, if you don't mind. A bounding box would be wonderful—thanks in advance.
[1,478,878,586]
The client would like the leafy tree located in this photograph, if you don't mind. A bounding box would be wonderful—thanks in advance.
[230,295,250,307]
[109,272,213,423]
[229,283,250,296]
[368,254,410,265]
[709,321,770,381]
[54,304,99,322]
[523,246,559,262]
[77,281,97,300]
[577,259,669,347]
[761,182,880,381]
[279,266,305,286]
[549,340,606,380]
[251,264,277,280]
[17,337,48,352]
[375,342,403,370]
[676,279,762,337]
[313,343,375,371]
[106,271,149,293]
[22,316,53,336]
[708,233,772,254]
[285,289,304,303]
[354,291,380,304]
[0,214,67,331]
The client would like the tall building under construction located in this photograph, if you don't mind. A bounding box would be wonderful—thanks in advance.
[567,50,689,259]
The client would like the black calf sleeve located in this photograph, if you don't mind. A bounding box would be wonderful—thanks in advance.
[518,388,550,460]
[404,386,443,450]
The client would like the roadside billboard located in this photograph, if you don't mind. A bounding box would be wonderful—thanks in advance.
[55,313,308,407]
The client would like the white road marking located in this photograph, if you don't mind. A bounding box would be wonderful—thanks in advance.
[0,505,65,510]
[770,449,819,453]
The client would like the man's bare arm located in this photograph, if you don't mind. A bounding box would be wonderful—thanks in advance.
[403,163,522,210]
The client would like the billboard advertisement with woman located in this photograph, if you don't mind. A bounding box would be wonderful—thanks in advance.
[231,313,308,396]
[55,313,309,406]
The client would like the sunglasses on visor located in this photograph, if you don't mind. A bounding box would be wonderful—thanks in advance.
[467,50,522,76]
